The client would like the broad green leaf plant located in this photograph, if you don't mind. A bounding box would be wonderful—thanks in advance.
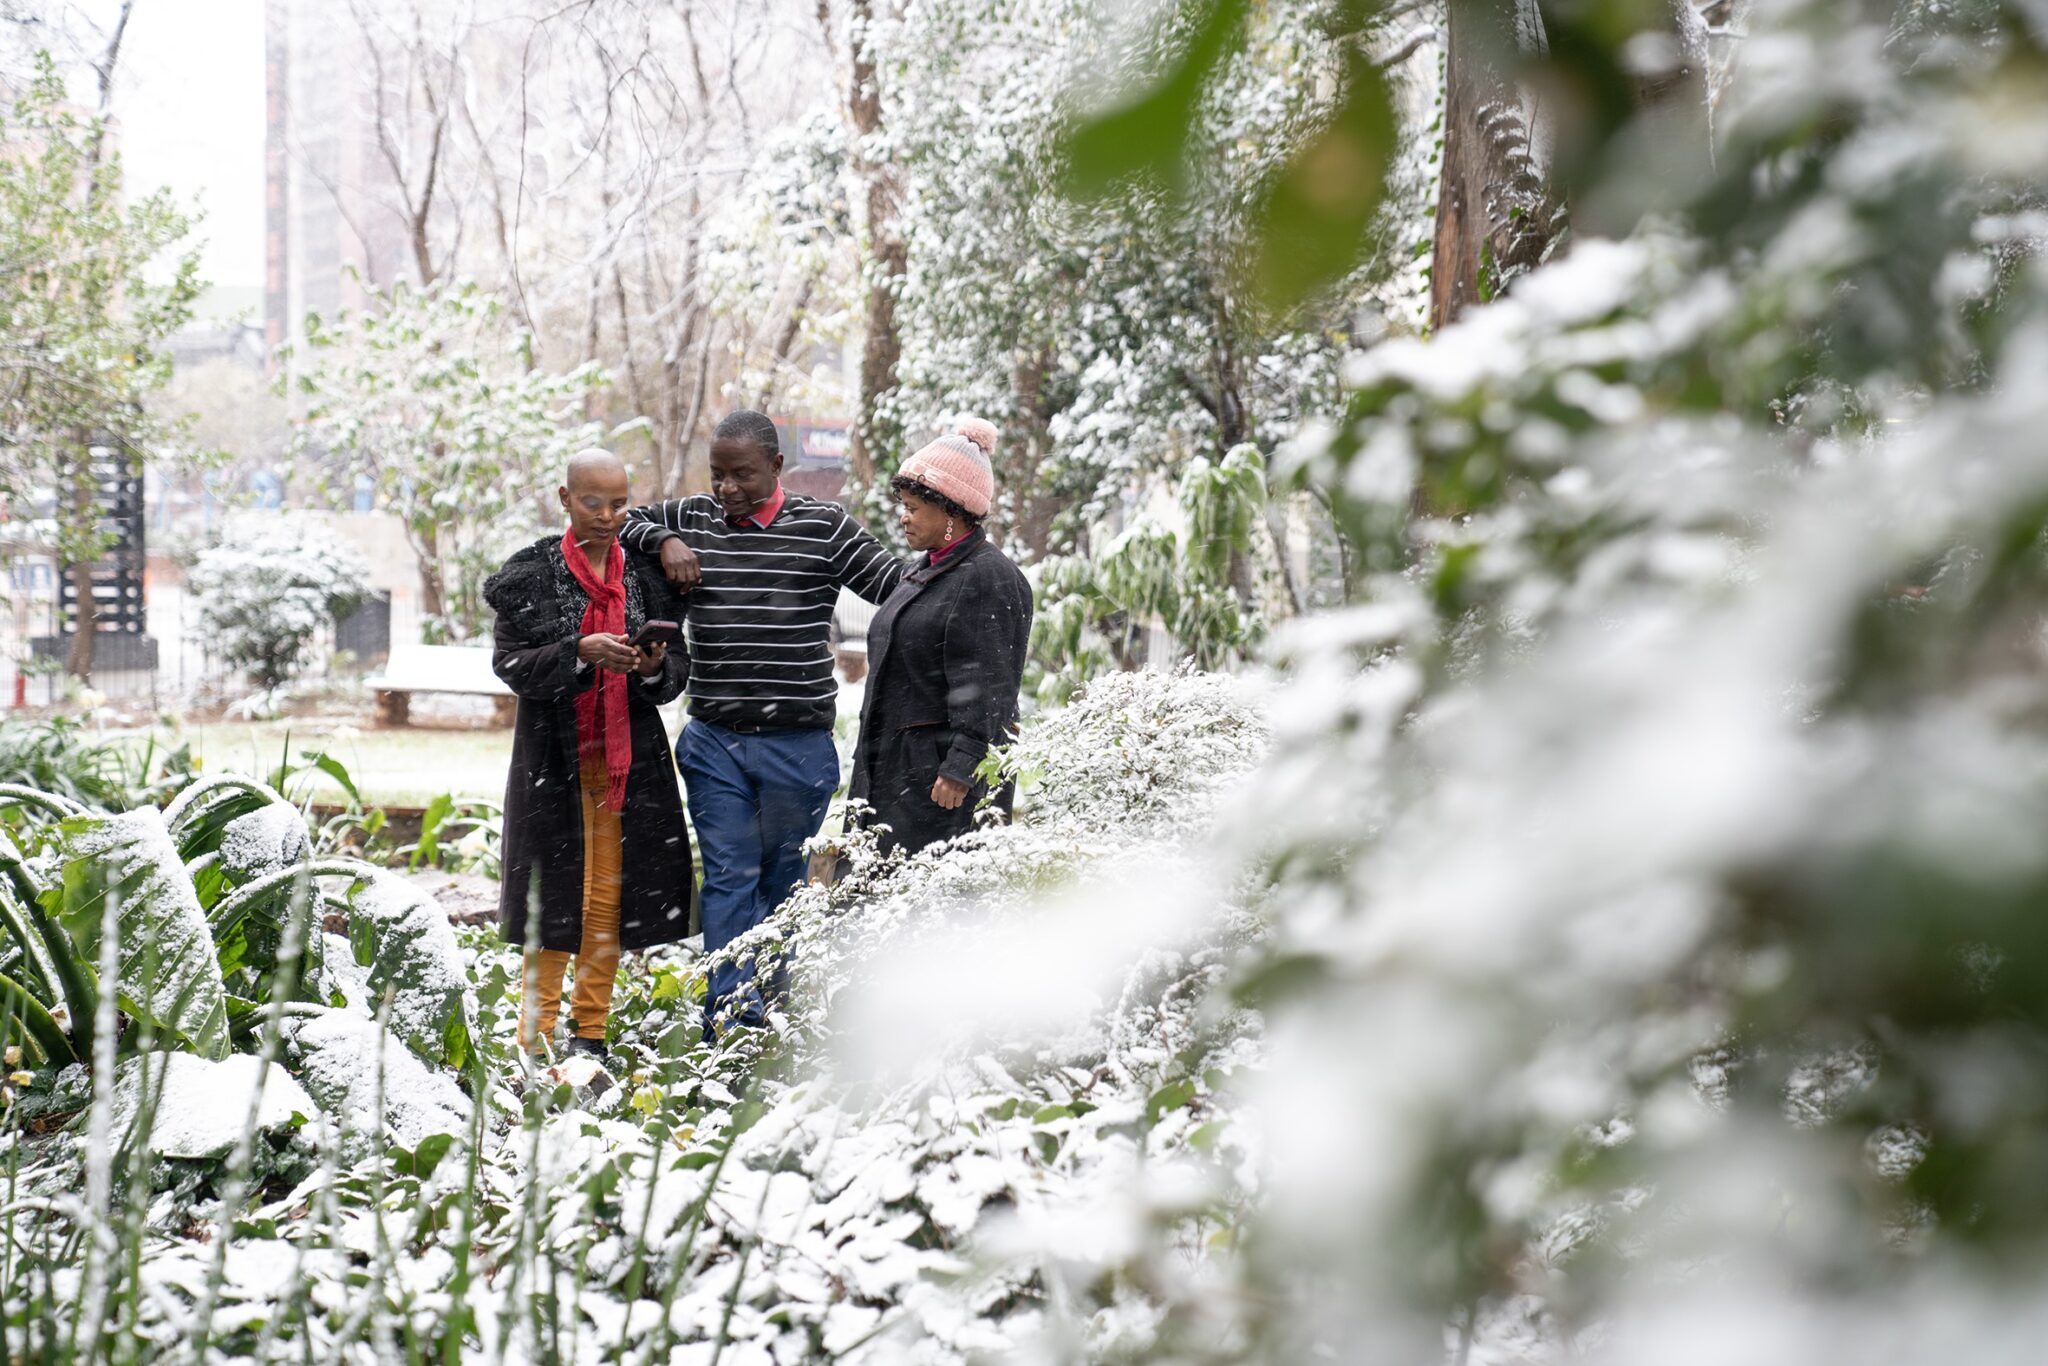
[0,766,475,1079]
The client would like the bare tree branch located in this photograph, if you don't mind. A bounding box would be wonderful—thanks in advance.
[1373,24,1438,70]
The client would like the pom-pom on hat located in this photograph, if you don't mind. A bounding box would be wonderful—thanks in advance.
[897,417,997,518]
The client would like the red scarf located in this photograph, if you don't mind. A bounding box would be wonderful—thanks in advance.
[562,528,632,811]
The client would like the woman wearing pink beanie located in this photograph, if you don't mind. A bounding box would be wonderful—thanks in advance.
[846,418,1035,856]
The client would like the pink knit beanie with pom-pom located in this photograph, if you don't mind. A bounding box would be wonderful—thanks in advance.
[896,418,997,517]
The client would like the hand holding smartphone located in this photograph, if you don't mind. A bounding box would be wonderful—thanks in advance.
[630,619,681,650]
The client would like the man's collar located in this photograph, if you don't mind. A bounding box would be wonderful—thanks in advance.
[736,483,787,528]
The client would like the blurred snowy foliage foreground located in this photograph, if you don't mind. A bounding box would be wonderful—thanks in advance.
[3,671,1275,1362]
[15,1,2048,1362]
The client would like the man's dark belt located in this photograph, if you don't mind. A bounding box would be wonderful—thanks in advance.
[701,715,815,736]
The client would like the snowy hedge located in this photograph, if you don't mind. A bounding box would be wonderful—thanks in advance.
[4,668,1270,1362]
[187,520,372,696]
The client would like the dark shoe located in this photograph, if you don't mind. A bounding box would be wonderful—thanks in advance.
[566,1036,610,1066]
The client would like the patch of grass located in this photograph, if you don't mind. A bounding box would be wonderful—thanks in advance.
[109,720,518,808]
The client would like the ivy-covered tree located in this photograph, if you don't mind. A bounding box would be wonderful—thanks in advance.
[869,0,1431,565]
[281,281,611,642]
[0,60,202,679]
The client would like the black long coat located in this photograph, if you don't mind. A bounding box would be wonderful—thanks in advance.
[848,530,1033,855]
[485,537,694,953]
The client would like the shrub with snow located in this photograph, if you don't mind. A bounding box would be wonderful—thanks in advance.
[3,668,1269,1363]
[189,520,372,696]
[187,521,371,695]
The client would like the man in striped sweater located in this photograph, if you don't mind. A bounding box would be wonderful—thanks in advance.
[620,410,906,1036]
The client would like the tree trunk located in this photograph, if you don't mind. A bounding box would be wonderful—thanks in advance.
[846,0,903,492]
[65,446,98,681]
[66,3,135,682]
[1430,0,1557,332]
[416,520,446,637]
[1431,0,1711,330]
[1632,1,1715,166]
[1008,350,1066,560]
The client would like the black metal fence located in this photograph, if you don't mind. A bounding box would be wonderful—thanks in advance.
[335,592,392,668]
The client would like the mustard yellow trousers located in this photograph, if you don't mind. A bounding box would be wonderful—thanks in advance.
[519,756,623,1047]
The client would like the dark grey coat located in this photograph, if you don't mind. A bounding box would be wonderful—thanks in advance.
[485,537,694,953]
[847,530,1033,855]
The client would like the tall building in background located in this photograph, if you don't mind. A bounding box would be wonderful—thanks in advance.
[263,0,413,359]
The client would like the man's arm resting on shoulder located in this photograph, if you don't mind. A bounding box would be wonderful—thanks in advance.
[836,512,909,604]
[622,501,702,588]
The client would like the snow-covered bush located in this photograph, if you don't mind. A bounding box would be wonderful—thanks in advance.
[4,765,482,1359]
[4,669,1268,1363]
[2,770,474,1106]
[510,668,1273,1361]
[187,521,370,694]
[1195,2,2048,1359]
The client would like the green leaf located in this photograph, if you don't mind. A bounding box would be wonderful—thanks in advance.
[397,1131,457,1179]
[0,878,56,1002]
[0,838,94,1055]
[170,786,275,864]
[1249,52,1397,314]
[1233,951,1332,1008]
[345,870,475,1070]
[1145,1077,1198,1124]
[656,1020,699,1058]
[1058,0,1250,201]
[0,968,76,1066]
[48,809,231,1059]
[412,793,455,870]
[300,750,361,806]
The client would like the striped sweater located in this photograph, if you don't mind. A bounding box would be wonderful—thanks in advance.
[619,492,905,730]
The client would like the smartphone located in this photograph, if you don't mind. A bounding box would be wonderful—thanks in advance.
[630,619,682,650]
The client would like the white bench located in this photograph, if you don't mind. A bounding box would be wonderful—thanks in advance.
[832,588,874,683]
[363,645,514,727]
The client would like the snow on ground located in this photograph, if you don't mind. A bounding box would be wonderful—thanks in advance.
[5,669,1271,1363]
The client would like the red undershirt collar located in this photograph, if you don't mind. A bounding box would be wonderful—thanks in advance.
[740,484,787,528]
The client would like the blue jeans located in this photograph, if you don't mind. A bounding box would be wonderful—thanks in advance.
[676,720,839,1030]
